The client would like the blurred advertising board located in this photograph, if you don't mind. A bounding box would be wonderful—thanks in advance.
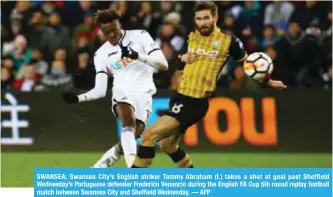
[1,89,331,152]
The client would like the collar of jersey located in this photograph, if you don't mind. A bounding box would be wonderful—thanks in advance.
[119,29,126,45]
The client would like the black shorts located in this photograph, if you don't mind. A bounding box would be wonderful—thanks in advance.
[165,93,209,134]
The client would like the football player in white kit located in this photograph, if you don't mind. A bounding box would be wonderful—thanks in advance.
[62,9,168,168]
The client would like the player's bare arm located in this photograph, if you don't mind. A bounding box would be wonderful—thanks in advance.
[267,79,287,89]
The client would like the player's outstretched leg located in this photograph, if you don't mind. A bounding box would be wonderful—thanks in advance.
[131,115,180,168]
[159,134,194,168]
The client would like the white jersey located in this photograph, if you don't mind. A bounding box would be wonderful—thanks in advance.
[94,29,159,96]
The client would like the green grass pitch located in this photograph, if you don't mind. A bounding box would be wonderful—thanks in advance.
[1,152,331,187]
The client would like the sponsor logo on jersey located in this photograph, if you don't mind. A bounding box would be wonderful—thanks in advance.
[108,51,118,57]
[188,48,219,59]
[111,62,122,70]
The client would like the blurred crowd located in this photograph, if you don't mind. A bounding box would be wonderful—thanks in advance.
[1,1,332,92]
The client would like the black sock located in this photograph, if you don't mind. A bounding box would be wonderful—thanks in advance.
[137,145,155,159]
[131,145,155,168]
[168,148,194,168]
[168,148,186,163]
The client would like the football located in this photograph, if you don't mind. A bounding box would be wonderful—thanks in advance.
[243,52,274,81]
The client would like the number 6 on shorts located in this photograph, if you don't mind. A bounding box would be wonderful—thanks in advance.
[171,103,184,114]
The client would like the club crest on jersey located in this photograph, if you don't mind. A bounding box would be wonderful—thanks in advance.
[212,41,220,48]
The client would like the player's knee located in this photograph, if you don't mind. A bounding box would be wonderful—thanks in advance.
[117,104,136,127]
[135,122,145,138]
[134,128,143,139]
[159,140,178,154]
[122,116,136,128]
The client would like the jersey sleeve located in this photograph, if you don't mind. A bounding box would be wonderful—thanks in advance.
[176,43,188,70]
[77,51,108,103]
[229,34,248,62]
[93,52,108,74]
[138,30,161,55]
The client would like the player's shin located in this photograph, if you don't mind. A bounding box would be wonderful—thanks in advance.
[131,145,156,168]
[120,127,137,167]
[168,148,194,168]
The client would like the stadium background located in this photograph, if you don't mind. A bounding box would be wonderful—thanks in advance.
[1,1,332,187]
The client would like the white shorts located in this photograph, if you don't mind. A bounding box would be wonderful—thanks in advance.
[111,89,152,124]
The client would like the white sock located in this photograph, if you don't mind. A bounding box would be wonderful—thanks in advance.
[121,127,137,168]
[92,143,122,168]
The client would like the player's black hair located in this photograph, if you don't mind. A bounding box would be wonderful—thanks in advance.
[94,9,122,24]
[194,1,218,16]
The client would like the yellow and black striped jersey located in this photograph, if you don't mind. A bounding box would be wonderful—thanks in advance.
[178,28,247,98]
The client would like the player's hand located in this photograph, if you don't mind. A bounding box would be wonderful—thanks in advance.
[267,79,287,89]
[179,52,196,64]
[187,52,197,64]
[120,43,138,60]
[62,92,79,104]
